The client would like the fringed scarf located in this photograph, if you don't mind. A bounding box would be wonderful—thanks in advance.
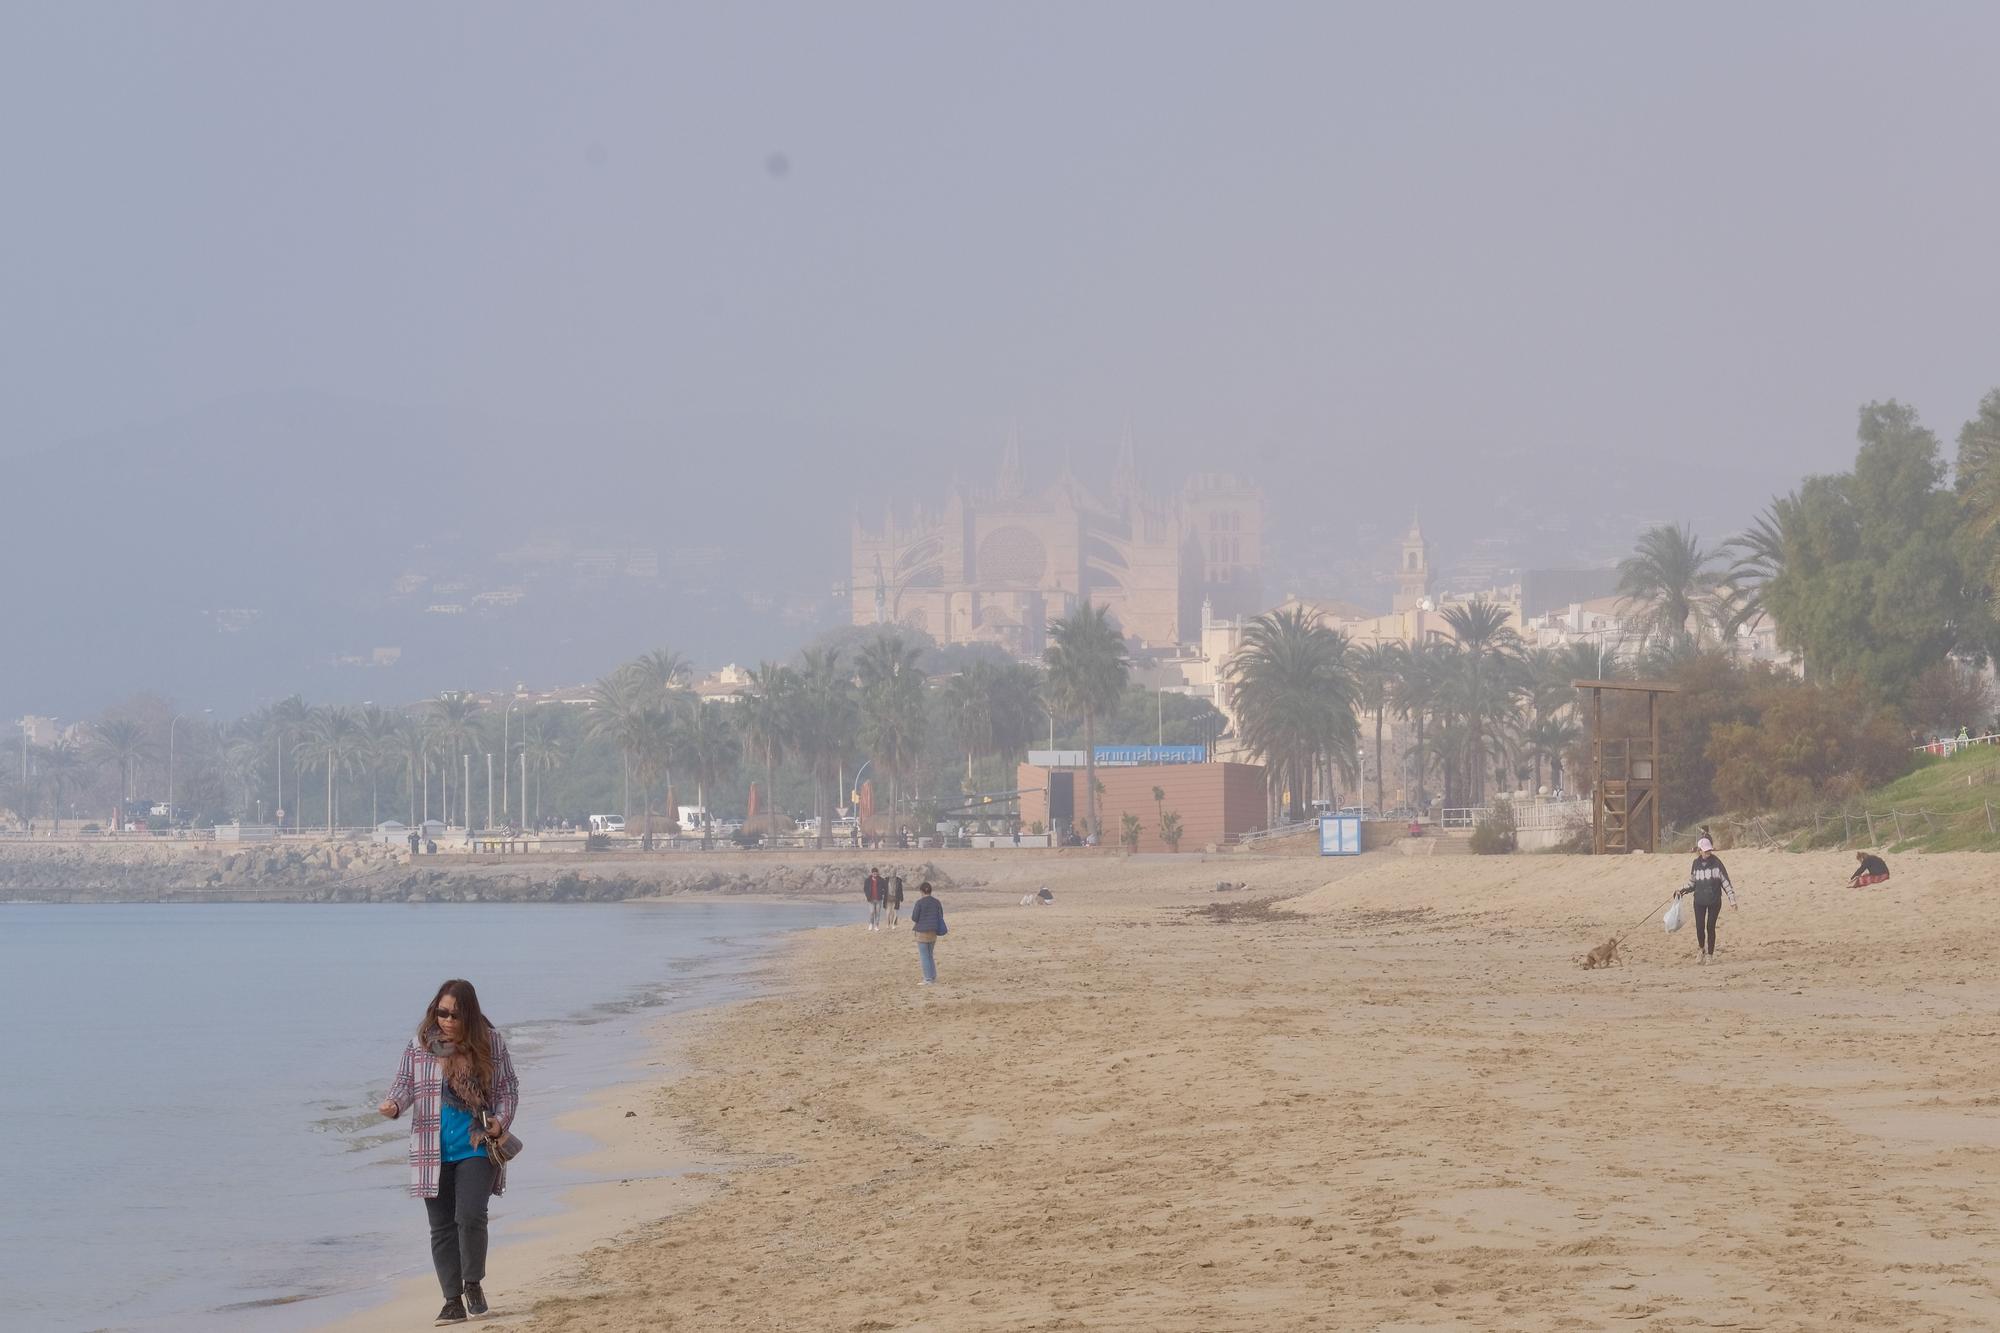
[425,1029,490,1115]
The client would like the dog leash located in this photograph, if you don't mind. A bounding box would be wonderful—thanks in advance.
[1611,892,1683,947]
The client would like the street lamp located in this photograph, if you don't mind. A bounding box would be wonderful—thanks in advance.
[485,752,494,832]
[167,709,210,826]
[502,703,517,827]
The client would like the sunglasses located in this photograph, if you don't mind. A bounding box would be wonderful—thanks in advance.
[434,1007,463,1021]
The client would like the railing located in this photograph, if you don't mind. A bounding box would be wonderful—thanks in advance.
[1442,799,1591,832]
[1235,817,1320,846]
[1911,732,2000,756]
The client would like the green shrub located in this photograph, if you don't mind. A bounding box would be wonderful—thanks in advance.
[1470,798,1518,854]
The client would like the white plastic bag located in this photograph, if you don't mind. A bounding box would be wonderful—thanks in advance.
[1662,896,1685,933]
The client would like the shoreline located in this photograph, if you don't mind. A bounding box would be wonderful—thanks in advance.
[315,1015,729,1332]
[315,898,862,1331]
[316,848,2000,1332]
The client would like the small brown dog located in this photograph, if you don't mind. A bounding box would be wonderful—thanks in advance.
[1577,936,1624,969]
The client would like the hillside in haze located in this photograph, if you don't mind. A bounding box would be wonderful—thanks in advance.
[1,389,1806,722]
[2,391,848,718]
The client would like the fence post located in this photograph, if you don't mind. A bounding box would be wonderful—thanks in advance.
[1843,814,1853,842]
[1987,801,1995,836]
[1892,810,1904,840]
[1864,812,1876,843]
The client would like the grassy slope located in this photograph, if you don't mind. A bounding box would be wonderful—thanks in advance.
[1763,745,2000,853]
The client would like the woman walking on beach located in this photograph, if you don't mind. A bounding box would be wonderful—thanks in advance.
[378,979,520,1325]
[909,880,947,985]
[1674,836,1738,964]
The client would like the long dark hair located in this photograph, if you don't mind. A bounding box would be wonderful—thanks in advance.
[420,978,495,1095]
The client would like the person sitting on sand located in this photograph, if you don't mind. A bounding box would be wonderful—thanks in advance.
[378,978,520,1326]
[1849,851,1890,887]
[1674,837,1738,964]
[909,881,948,985]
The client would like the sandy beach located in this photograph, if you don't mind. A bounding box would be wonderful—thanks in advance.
[332,848,2000,1332]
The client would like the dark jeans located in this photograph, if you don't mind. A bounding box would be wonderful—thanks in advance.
[1694,899,1721,954]
[425,1155,492,1299]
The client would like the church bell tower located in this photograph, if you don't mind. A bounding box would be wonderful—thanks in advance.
[1393,514,1432,613]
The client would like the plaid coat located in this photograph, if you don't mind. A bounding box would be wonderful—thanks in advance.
[385,1029,520,1199]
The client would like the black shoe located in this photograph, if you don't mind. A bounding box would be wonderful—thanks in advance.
[462,1282,488,1317]
[435,1297,467,1325]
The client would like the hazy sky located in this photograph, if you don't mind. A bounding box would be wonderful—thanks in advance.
[5,2,1998,483]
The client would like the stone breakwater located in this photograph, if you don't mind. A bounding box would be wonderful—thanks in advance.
[0,843,962,904]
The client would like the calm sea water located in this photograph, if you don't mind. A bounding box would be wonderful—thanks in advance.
[0,901,843,1333]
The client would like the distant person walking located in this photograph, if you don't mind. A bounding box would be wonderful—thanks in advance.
[910,880,948,985]
[886,870,905,928]
[1850,851,1891,887]
[864,867,883,932]
[1674,837,1738,964]
[377,979,520,1326]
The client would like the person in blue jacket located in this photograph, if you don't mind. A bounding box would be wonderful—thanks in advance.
[908,880,948,985]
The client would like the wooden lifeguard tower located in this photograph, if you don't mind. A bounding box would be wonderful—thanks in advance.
[1574,679,1679,854]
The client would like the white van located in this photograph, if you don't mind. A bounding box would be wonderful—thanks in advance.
[588,814,626,834]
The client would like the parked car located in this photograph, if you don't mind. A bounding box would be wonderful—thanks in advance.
[588,814,626,834]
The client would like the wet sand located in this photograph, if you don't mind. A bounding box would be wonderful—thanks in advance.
[331,849,2000,1331]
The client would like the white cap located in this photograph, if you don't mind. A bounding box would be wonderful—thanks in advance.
[1696,837,1713,852]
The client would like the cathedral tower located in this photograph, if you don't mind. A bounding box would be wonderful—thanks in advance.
[1393,514,1432,613]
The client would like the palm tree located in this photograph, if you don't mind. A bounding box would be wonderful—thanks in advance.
[628,648,694,817]
[388,714,427,825]
[1618,523,1721,652]
[90,718,157,814]
[1225,606,1357,823]
[522,710,568,828]
[1043,605,1131,841]
[1440,599,1523,805]
[1524,716,1581,793]
[356,705,400,829]
[1351,641,1403,815]
[299,705,367,834]
[426,693,483,827]
[1391,639,1447,813]
[941,664,998,786]
[587,672,648,827]
[1719,493,1800,644]
[222,726,265,820]
[630,648,690,697]
[988,662,1046,769]
[856,632,927,833]
[675,702,739,846]
[38,740,87,834]
[793,647,858,848]
[626,705,678,845]
[738,662,797,833]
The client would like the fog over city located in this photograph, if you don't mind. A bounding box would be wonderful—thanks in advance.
[5,2,1998,719]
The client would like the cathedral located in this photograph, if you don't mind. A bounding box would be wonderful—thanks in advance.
[850,441,1264,656]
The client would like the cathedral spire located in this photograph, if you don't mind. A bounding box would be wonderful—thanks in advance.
[1112,422,1140,509]
[996,427,1023,500]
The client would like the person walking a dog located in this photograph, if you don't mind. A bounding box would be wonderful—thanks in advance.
[1674,836,1738,964]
